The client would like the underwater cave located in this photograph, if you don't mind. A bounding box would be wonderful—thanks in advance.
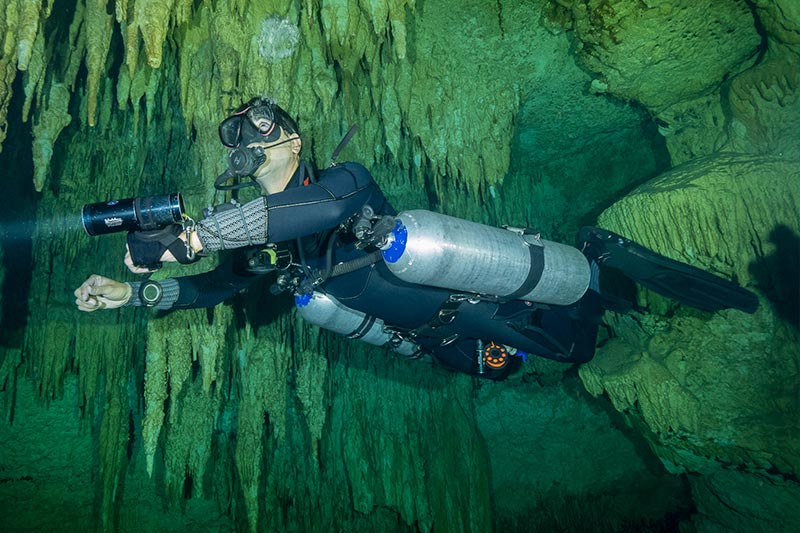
[0,0,798,531]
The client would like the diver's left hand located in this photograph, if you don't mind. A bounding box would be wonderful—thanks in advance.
[74,274,132,312]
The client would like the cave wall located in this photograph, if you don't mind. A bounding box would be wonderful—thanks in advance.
[0,0,798,531]
[560,0,800,531]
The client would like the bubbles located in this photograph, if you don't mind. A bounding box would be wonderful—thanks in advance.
[256,17,300,62]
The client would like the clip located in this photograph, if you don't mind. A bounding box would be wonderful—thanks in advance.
[181,214,198,261]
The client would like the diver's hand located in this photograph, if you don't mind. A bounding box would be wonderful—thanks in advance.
[125,228,202,273]
[125,246,162,274]
[74,274,132,312]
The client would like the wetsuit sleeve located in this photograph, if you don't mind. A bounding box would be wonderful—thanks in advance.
[170,253,263,309]
[127,252,264,310]
[196,162,390,251]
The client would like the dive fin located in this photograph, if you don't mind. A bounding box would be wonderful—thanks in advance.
[578,227,759,314]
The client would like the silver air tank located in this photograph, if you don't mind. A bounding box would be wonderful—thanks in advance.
[295,291,426,360]
[381,210,590,306]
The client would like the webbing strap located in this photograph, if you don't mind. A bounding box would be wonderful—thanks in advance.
[503,244,544,301]
[404,298,463,343]
[347,314,376,340]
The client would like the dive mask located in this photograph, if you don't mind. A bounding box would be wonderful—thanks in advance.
[218,97,282,147]
[214,97,297,190]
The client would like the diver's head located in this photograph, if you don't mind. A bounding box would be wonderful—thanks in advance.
[216,97,301,193]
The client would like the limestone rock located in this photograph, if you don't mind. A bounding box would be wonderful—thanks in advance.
[690,470,800,532]
[580,152,799,527]
[476,378,690,531]
[594,153,798,287]
[750,0,800,47]
[727,51,800,157]
[570,0,761,113]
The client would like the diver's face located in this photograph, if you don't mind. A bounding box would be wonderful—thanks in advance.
[249,130,302,194]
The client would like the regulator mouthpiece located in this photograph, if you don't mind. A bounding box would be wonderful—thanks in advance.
[214,146,266,190]
[81,193,185,236]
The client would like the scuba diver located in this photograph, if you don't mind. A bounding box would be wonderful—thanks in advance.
[74,97,759,380]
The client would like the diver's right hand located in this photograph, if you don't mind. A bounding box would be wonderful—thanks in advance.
[125,225,201,273]
[125,246,158,274]
[74,275,132,312]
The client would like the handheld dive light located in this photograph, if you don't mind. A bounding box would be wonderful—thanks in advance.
[81,193,185,236]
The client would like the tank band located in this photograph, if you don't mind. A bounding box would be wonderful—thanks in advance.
[503,244,545,301]
[347,314,377,340]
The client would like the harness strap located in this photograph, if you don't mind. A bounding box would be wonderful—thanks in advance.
[404,298,464,343]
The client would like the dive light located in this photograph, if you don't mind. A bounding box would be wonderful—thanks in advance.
[81,193,185,236]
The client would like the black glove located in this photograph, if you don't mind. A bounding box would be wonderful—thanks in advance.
[127,224,198,270]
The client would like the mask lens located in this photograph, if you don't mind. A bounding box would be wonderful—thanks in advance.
[219,116,243,148]
[247,104,280,142]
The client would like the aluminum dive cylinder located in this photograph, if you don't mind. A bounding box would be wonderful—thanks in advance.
[381,210,590,306]
[295,291,426,360]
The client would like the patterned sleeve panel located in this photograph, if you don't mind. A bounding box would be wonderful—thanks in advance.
[196,196,269,252]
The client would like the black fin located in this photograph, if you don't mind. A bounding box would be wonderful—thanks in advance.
[578,227,759,314]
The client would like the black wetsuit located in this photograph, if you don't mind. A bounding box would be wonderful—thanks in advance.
[168,162,601,379]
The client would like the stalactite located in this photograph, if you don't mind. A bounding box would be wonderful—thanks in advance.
[163,379,221,501]
[235,325,286,532]
[31,83,72,191]
[144,63,162,126]
[123,20,140,79]
[163,322,192,424]
[293,313,327,458]
[0,0,50,151]
[142,324,167,476]
[97,350,131,531]
[64,0,88,89]
[117,0,192,95]
[187,309,229,394]
[15,0,49,71]
[294,347,327,458]
[128,64,148,132]
[21,30,46,122]
[116,67,131,109]
[134,0,174,68]
[85,0,114,127]
[141,300,231,478]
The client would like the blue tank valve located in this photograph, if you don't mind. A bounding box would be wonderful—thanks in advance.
[295,293,313,307]
[381,220,408,264]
